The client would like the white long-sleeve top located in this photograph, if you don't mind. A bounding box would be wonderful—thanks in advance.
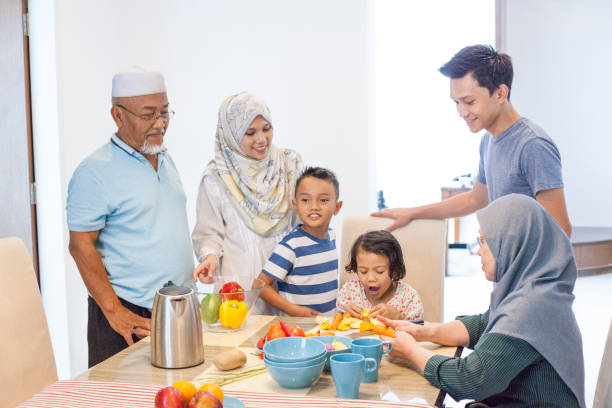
[191,168,298,314]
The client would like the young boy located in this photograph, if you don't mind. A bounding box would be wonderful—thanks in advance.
[372,44,571,237]
[257,167,343,316]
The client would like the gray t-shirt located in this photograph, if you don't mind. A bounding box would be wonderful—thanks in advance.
[477,118,563,202]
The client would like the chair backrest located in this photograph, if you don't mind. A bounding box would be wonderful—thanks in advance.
[594,317,612,408]
[0,237,57,406]
[340,216,446,322]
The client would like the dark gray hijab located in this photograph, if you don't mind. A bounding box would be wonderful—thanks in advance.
[476,194,585,408]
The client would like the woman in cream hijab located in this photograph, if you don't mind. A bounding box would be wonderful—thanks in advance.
[378,194,585,407]
[192,92,302,312]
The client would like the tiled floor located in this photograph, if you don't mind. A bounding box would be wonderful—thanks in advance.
[442,249,611,407]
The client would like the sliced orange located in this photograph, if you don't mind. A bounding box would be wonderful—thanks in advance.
[172,380,196,405]
[382,327,396,338]
[199,383,224,402]
[372,324,386,335]
[359,321,374,332]
[361,309,370,320]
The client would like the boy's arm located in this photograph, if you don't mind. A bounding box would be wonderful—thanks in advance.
[535,188,572,237]
[257,273,320,317]
[371,181,489,232]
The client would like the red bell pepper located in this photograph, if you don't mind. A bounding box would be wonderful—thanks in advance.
[279,320,293,337]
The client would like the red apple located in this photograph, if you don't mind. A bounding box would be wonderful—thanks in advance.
[188,390,222,408]
[154,386,184,408]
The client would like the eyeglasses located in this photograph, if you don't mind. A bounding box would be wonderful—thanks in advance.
[117,104,175,122]
[476,235,484,247]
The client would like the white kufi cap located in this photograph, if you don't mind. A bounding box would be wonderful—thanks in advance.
[111,70,166,98]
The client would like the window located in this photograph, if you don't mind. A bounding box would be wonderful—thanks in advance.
[375,0,495,209]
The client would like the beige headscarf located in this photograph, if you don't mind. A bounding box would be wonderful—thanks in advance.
[210,92,302,236]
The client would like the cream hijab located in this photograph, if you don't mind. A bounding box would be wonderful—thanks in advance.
[210,92,301,236]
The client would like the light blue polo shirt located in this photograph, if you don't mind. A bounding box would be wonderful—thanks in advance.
[67,134,194,309]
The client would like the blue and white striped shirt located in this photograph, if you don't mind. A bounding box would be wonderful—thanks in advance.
[262,225,338,313]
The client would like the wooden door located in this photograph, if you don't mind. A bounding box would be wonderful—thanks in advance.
[0,0,39,278]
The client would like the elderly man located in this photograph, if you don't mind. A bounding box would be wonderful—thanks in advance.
[67,71,194,367]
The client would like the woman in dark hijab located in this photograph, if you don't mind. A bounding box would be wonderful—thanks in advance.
[378,194,585,407]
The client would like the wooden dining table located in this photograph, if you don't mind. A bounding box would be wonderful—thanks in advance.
[23,315,461,408]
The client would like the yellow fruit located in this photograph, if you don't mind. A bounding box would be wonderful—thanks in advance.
[172,380,196,404]
[331,339,348,350]
[199,383,224,402]
[359,320,374,332]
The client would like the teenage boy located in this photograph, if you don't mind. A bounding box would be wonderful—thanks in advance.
[372,44,571,236]
[257,167,343,316]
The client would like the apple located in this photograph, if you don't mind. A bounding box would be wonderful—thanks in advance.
[154,386,184,408]
[188,390,222,408]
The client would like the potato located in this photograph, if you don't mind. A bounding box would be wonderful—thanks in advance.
[213,349,247,371]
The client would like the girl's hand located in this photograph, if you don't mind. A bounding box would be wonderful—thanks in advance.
[369,303,402,320]
[193,254,218,283]
[344,303,363,318]
[377,315,427,341]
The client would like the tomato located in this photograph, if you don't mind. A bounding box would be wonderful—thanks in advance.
[289,325,305,337]
[256,337,265,349]
[267,323,286,341]
[219,281,245,301]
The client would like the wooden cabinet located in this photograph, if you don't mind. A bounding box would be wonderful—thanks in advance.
[571,227,612,276]
[441,186,471,244]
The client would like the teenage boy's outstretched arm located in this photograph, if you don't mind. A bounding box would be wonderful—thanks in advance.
[371,181,489,232]
[535,188,572,237]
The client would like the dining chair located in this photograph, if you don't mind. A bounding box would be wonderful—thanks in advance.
[0,237,57,407]
[339,216,447,322]
[594,317,612,408]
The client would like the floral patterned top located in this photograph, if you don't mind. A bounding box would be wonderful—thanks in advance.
[336,278,424,320]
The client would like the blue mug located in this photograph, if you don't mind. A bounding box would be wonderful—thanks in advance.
[330,353,377,399]
[350,337,392,382]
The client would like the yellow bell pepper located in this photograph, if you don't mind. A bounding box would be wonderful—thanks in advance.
[219,300,247,329]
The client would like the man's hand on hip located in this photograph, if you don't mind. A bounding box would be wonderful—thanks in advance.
[106,306,151,345]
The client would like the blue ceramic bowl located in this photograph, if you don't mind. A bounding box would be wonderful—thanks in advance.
[265,358,325,389]
[264,352,327,367]
[313,336,353,371]
[263,337,327,362]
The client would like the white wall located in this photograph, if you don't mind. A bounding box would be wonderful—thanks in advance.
[30,0,373,378]
[503,0,612,227]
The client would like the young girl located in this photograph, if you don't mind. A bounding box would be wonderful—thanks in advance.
[336,230,423,320]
